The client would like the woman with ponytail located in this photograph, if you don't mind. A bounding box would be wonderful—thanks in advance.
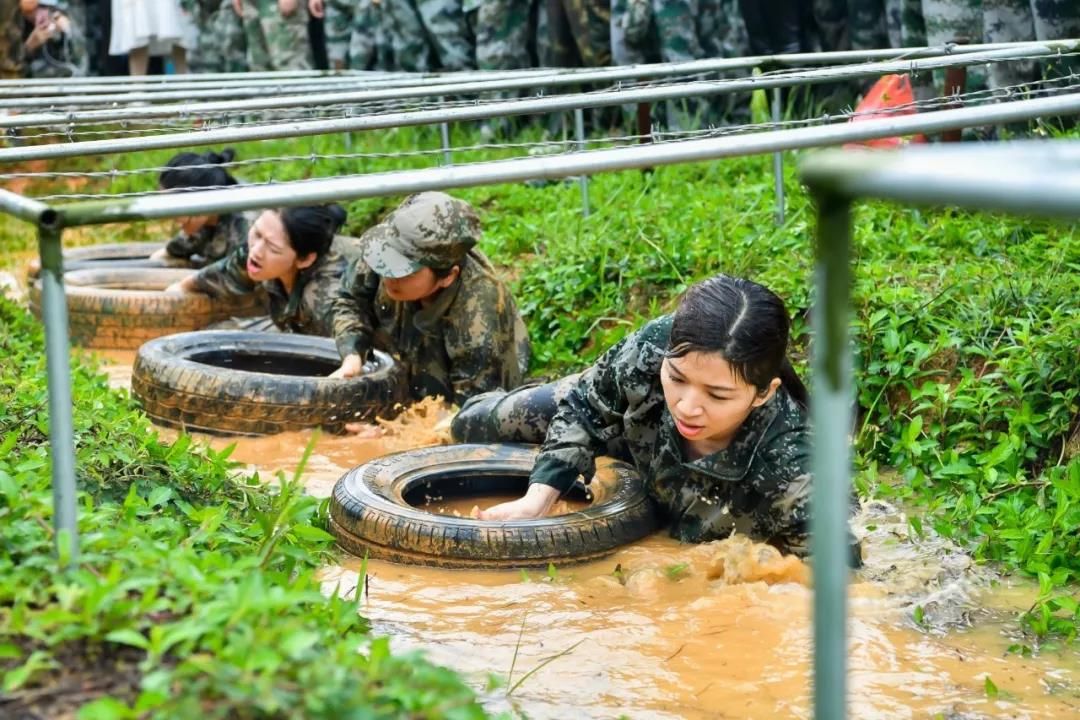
[169,203,357,338]
[153,149,252,265]
[452,274,859,563]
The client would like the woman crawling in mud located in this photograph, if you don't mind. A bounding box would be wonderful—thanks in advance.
[167,203,355,337]
[452,273,860,563]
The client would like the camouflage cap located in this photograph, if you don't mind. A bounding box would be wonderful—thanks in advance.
[362,192,482,279]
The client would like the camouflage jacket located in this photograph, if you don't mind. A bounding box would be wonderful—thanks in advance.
[531,315,818,557]
[21,7,88,78]
[332,249,530,404]
[192,234,363,337]
[164,211,253,264]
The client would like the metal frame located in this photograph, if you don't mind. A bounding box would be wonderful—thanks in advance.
[3,40,1076,122]
[4,60,1079,715]
[799,139,1080,720]
[2,46,1069,163]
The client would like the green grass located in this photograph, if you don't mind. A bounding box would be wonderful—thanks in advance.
[0,296,490,718]
[2,118,1078,696]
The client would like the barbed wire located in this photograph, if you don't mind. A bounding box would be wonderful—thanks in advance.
[5,48,1075,139]
[10,69,1079,194]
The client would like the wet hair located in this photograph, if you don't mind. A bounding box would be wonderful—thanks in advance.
[159,149,238,191]
[274,204,348,258]
[668,275,809,408]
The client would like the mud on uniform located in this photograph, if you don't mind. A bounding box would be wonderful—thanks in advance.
[164,211,253,266]
[191,234,363,337]
[331,249,530,405]
[454,315,860,560]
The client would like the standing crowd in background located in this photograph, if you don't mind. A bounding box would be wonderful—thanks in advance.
[2,1,1079,105]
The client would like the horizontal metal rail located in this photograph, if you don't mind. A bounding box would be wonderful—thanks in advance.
[0,188,57,225]
[3,39,1076,119]
[801,141,1080,217]
[52,91,1080,225]
[2,38,1075,94]
[1,46,1062,163]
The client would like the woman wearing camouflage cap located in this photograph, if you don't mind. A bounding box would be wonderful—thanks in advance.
[452,274,861,563]
[329,192,531,407]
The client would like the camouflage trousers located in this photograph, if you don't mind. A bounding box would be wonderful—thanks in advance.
[324,0,387,70]
[382,0,474,71]
[546,0,611,67]
[474,0,538,69]
[239,0,313,72]
[813,0,900,52]
[451,375,581,444]
[899,0,986,89]
[984,0,1080,89]
[1,0,23,79]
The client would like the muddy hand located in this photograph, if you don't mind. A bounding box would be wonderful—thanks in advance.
[343,422,384,438]
[478,484,560,520]
[330,353,363,379]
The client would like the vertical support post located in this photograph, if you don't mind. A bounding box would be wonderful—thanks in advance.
[772,87,786,225]
[37,222,79,566]
[636,99,654,175]
[810,190,851,720]
[439,97,452,166]
[941,37,970,143]
[574,107,590,218]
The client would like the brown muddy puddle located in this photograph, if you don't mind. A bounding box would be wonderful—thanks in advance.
[94,351,1080,719]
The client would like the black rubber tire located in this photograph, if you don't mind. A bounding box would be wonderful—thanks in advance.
[27,242,188,278]
[28,268,264,349]
[132,331,406,436]
[329,443,658,569]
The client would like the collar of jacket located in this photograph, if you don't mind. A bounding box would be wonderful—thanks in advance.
[658,387,784,482]
[265,254,326,319]
[410,255,473,335]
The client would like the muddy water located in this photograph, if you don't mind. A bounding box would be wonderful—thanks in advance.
[95,353,1080,720]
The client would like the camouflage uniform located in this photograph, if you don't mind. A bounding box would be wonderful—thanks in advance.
[900,0,986,90]
[814,0,897,53]
[453,315,859,560]
[181,0,228,72]
[192,233,362,337]
[164,211,253,265]
[331,193,530,405]
[474,0,536,70]
[984,0,1080,89]
[18,2,88,77]
[382,0,474,71]
[324,0,384,70]
[239,0,313,71]
[547,0,611,67]
[1,0,24,78]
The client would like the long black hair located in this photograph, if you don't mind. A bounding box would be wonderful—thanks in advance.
[668,274,809,408]
[159,149,238,191]
[276,204,348,258]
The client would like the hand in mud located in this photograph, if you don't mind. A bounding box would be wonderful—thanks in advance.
[478,483,559,521]
[330,353,363,379]
[343,422,384,438]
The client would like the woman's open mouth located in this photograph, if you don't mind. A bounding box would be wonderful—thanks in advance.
[246,258,263,276]
[674,417,705,438]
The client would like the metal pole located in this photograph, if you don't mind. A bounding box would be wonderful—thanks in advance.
[51,93,1080,225]
[772,87,786,225]
[2,48,1061,162]
[440,98,453,167]
[36,221,79,567]
[575,108,590,218]
[4,41,1073,124]
[810,190,852,720]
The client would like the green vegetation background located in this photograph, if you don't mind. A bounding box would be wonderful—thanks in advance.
[1,123,1078,717]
